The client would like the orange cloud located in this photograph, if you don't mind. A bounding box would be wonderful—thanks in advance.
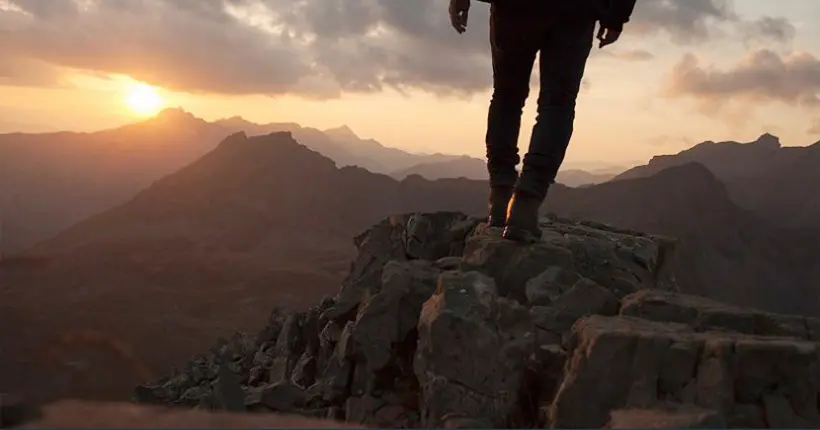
[664,50,820,107]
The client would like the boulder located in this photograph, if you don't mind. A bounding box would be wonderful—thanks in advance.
[550,315,820,428]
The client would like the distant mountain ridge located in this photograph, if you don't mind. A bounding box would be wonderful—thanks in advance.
[391,156,621,187]
[0,109,466,253]
[213,116,465,174]
[0,109,634,253]
[616,133,820,229]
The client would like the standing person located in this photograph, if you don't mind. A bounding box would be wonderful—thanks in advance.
[449,0,636,243]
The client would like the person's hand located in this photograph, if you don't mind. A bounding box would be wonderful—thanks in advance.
[449,0,470,34]
[596,25,621,48]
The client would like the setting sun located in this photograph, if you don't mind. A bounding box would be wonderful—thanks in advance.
[125,83,164,116]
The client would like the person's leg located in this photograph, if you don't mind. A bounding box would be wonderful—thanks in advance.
[504,13,595,243]
[485,2,540,227]
[521,15,595,199]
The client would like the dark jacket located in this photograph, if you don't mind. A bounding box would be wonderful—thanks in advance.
[477,0,637,32]
[594,0,637,32]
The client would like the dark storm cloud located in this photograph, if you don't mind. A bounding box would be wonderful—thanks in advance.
[0,0,788,98]
[665,50,820,107]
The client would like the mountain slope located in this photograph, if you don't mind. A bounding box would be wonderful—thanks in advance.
[615,133,820,228]
[0,109,229,252]
[548,162,820,314]
[615,133,784,182]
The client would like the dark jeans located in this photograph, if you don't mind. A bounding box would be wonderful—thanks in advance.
[485,2,596,200]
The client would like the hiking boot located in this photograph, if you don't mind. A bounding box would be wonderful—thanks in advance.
[502,191,543,243]
[487,186,513,227]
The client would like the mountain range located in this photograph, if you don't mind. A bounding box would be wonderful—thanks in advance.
[616,133,820,230]
[1,114,819,406]
[392,156,621,187]
[0,110,623,253]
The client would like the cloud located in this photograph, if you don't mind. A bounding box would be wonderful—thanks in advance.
[664,50,820,107]
[0,0,774,98]
[739,16,796,44]
[0,56,65,87]
[628,0,737,43]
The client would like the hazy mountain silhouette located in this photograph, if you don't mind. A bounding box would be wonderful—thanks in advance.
[555,168,619,187]
[214,117,385,172]
[615,133,820,229]
[391,156,486,181]
[0,110,470,253]
[0,109,229,253]
[216,118,468,174]
[33,132,486,262]
[392,156,619,187]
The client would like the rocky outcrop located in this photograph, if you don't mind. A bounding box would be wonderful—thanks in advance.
[132,212,820,428]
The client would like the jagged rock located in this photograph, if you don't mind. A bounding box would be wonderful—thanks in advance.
[290,353,317,389]
[414,271,536,427]
[550,315,820,428]
[319,322,356,405]
[258,382,308,413]
[552,277,620,317]
[268,313,306,382]
[326,213,478,322]
[146,212,820,430]
[255,308,293,344]
[462,233,576,303]
[403,212,479,260]
[353,260,439,375]
[621,289,820,340]
[214,356,245,412]
[529,306,580,345]
[524,265,580,306]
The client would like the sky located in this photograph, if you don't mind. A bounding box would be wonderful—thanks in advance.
[1,0,820,166]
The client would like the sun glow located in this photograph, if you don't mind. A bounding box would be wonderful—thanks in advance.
[124,83,164,116]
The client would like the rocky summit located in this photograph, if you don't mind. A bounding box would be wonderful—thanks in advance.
[131,212,820,428]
